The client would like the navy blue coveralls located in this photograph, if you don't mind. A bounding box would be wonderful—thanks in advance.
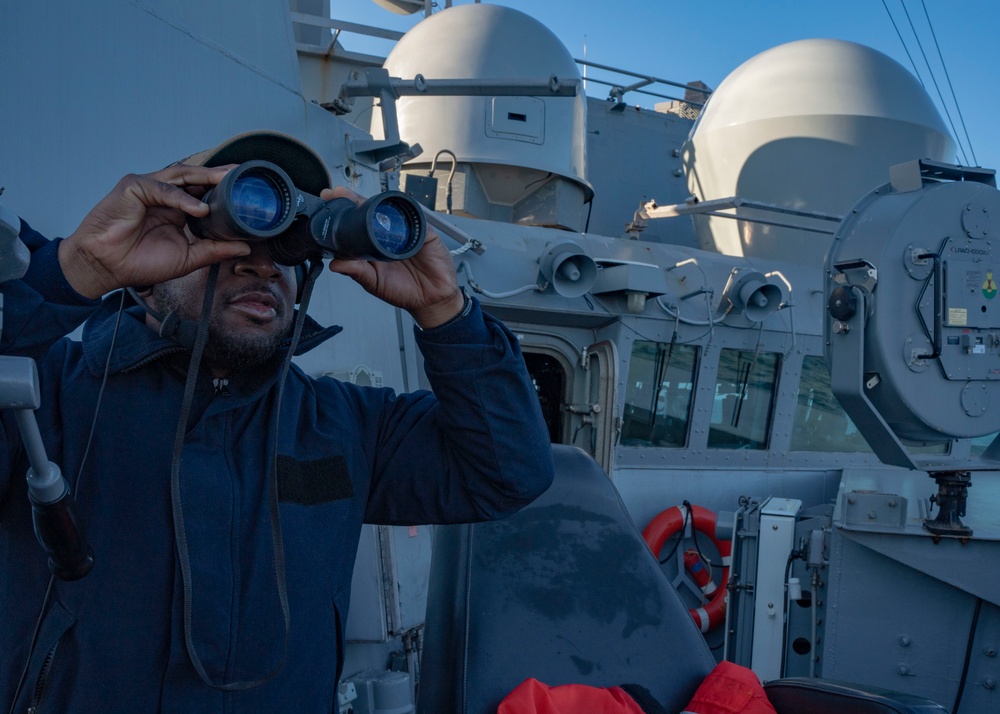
[0,223,554,712]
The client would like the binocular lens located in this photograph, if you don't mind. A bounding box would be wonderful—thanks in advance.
[370,202,419,256]
[189,160,427,264]
[231,174,286,232]
[189,160,296,242]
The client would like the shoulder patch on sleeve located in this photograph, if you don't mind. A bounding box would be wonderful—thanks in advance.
[277,455,355,505]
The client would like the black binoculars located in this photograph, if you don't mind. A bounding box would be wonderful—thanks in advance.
[189,160,426,265]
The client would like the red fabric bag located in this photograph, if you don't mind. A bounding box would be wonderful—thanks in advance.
[497,662,775,714]
[498,678,646,714]
[681,662,777,714]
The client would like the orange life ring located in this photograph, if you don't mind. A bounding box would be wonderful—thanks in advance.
[642,504,731,633]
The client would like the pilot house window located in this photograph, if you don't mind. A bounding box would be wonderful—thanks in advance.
[621,341,698,447]
[708,348,779,450]
[791,356,872,453]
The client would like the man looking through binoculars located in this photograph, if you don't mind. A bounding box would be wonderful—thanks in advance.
[0,132,554,712]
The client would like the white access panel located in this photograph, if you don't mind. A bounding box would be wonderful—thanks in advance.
[750,497,802,680]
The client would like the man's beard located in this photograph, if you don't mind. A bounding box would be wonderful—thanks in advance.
[203,322,286,371]
[152,281,291,371]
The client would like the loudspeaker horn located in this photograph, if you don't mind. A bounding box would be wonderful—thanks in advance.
[724,270,782,322]
[538,240,598,298]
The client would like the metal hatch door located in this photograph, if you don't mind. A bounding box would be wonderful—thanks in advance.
[522,336,618,475]
[581,340,619,474]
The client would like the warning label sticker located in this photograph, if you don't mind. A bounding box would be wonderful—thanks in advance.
[949,307,969,326]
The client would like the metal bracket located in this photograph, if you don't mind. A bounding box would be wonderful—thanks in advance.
[337,69,581,167]
[890,159,997,193]
[341,68,418,167]
[827,285,917,470]
[831,259,878,292]
[641,195,843,236]
[843,491,908,528]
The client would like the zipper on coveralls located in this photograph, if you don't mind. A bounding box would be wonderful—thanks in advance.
[26,640,59,714]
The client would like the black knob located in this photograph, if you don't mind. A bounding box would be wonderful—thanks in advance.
[828,286,858,321]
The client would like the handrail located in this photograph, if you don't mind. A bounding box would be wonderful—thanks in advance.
[289,12,406,42]
[289,10,711,111]
[575,58,712,108]
[575,58,712,96]
[577,76,698,107]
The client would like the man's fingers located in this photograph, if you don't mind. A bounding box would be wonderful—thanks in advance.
[186,238,251,270]
[328,257,380,293]
[327,257,369,279]
[124,176,211,219]
[153,163,236,188]
[130,164,237,216]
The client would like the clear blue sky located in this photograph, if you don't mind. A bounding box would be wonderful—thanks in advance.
[334,0,999,172]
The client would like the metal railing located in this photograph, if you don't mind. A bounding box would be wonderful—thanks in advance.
[290,8,713,113]
[575,58,711,109]
[290,11,401,65]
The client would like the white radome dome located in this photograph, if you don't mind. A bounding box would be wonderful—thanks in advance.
[684,39,955,262]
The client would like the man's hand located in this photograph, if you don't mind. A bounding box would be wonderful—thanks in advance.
[58,164,253,299]
[325,186,465,329]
